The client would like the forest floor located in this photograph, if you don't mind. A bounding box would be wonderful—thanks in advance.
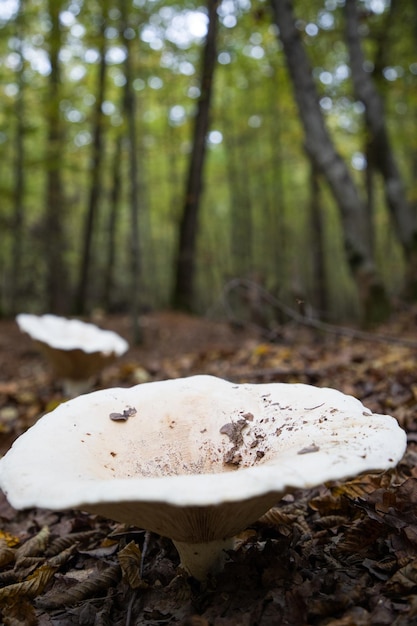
[1,308,417,625]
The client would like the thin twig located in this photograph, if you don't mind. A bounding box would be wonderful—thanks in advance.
[125,589,135,626]
[221,278,417,349]
[140,531,151,578]
[125,531,151,625]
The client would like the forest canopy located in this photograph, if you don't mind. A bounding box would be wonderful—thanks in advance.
[0,0,416,326]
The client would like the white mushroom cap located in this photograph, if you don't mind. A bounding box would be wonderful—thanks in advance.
[16,314,128,356]
[0,375,406,579]
[16,314,129,395]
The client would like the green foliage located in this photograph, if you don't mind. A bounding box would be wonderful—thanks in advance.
[0,0,415,321]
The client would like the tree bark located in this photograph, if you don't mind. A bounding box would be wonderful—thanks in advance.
[102,133,122,311]
[309,164,327,316]
[171,0,219,311]
[223,100,253,278]
[9,1,26,315]
[121,0,142,343]
[345,0,417,299]
[270,0,390,324]
[74,8,107,315]
[44,0,68,314]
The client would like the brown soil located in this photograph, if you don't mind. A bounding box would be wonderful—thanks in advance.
[0,310,258,383]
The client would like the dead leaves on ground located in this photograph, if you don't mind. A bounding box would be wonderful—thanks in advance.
[0,514,142,624]
[2,312,417,623]
[250,471,417,625]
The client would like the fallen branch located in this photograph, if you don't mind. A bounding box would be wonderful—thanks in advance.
[221,278,417,349]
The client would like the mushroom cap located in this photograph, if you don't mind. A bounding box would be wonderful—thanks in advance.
[16,314,128,356]
[16,314,129,383]
[0,375,406,544]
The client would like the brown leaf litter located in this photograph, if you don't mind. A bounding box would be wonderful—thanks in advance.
[1,309,417,624]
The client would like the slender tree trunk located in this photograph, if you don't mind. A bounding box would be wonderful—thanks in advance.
[121,0,142,343]
[269,67,288,300]
[102,133,122,311]
[74,9,107,314]
[309,164,327,316]
[9,2,26,314]
[44,0,68,314]
[171,0,219,311]
[270,0,390,324]
[223,98,253,278]
[364,139,375,257]
[345,0,417,299]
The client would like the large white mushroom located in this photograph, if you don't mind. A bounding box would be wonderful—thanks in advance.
[16,313,129,396]
[0,375,406,581]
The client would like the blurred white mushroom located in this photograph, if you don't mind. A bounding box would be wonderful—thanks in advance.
[16,313,129,397]
[0,375,406,580]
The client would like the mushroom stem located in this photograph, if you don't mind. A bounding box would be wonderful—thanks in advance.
[173,538,235,581]
[62,378,94,398]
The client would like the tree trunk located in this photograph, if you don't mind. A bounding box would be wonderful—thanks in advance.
[171,0,219,311]
[364,139,375,257]
[345,0,417,299]
[270,0,390,324]
[74,8,107,315]
[121,0,142,343]
[102,133,122,311]
[309,165,327,316]
[223,101,253,278]
[9,1,26,315]
[44,0,68,314]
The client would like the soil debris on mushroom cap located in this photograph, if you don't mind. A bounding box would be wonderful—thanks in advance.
[220,414,258,466]
[109,407,137,422]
